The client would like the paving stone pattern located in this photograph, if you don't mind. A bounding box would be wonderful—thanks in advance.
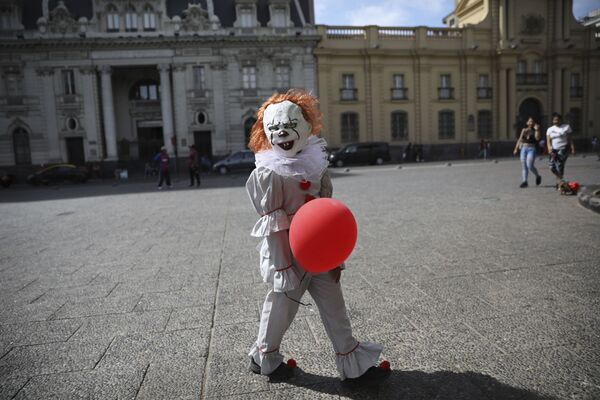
[0,156,599,399]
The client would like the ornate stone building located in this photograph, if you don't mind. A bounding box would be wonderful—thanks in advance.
[315,0,599,159]
[0,0,317,172]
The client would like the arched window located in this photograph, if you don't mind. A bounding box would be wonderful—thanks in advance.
[143,5,156,31]
[244,117,256,148]
[341,112,359,142]
[391,111,408,140]
[129,80,160,100]
[12,127,31,165]
[477,110,492,138]
[106,4,120,32]
[568,108,581,134]
[125,5,138,32]
[438,110,455,139]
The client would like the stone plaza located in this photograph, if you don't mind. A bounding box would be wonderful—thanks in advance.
[0,155,599,399]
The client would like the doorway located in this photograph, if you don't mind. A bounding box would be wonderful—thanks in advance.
[517,98,543,137]
[193,130,213,159]
[66,137,85,165]
[138,127,163,163]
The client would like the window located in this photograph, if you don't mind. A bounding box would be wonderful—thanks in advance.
[106,4,119,32]
[62,69,75,95]
[271,7,287,27]
[239,7,255,28]
[244,117,256,147]
[143,5,156,31]
[196,111,207,125]
[1,6,13,30]
[439,74,453,99]
[391,74,407,100]
[393,74,405,88]
[12,127,31,165]
[517,60,527,74]
[534,60,544,74]
[125,5,138,31]
[477,110,492,138]
[275,65,290,89]
[570,73,580,88]
[66,117,78,131]
[478,74,489,87]
[193,66,205,90]
[568,108,581,134]
[341,74,357,101]
[477,74,492,99]
[242,66,257,89]
[438,110,455,139]
[130,80,160,100]
[391,111,408,140]
[341,112,359,142]
[570,73,582,98]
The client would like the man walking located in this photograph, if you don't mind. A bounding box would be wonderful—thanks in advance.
[188,145,201,187]
[546,113,575,187]
[154,147,172,189]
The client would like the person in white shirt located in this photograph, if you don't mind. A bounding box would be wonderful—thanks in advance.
[546,113,576,187]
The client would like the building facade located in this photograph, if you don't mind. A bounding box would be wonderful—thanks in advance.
[315,0,600,159]
[0,0,317,173]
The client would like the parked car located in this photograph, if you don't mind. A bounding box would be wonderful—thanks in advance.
[212,150,256,175]
[328,142,391,167]
[27,164,89,185]
[0,170,15,188]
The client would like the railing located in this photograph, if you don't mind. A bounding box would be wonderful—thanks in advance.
[326,27,366,39]
[378,28,415,38]
[570,86,583,98]
[477,87,492,99]
[516,73,547,85]
[438,87,455,100]
[391,88,408,100]
[340,88,358,101]
[427,28,462,38]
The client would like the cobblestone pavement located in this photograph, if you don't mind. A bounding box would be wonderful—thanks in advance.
[1,156,599,399]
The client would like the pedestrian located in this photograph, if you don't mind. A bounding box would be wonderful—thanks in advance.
[245,90,390,385]
[546,112,576,188]
[513,117,542,188]
[592,136,599,160]
[188,145,201,187]
[154,146,171,189]
[402,142,412,162]
[478,139,488,159]
[415,144,424,162]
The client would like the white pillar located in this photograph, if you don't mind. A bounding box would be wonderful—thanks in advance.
[158,63,175,155]
[99,65,118,160]
[37,67,61,162]
[171,63,189,154]
[210,61,227,153]
[79,66,101,161]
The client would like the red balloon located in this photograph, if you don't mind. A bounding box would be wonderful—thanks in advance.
[289,198,357,274]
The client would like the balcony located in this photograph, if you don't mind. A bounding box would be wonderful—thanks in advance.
[477,87,492,99]
[340,88,358,101]
[391,88,408,100]
[570,86,583,98]
[438,87,454,100]
[516,73,547,85]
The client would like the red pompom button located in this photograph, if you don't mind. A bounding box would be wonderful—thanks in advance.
[304,194,316,203]
[287,359,297,369]
[379,360,391,371]
[300,180,311,190]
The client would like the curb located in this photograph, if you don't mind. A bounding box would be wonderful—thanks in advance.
[577,185,600,214]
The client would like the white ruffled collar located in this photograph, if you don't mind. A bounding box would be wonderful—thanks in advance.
[254,136,329,181]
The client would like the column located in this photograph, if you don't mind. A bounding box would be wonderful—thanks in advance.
[210,60,227,152]
[171,63,189,154]
[158,63,175,155]
[37,67,61,162]
[79,66,101,161]
[99,65,118,160]
[498,66,508,140]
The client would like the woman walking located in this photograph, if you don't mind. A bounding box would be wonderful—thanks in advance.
[513,117,542,188]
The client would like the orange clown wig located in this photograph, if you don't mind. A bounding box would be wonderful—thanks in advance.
[248,89,323,153]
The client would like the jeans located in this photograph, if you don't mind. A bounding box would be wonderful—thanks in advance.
[520,146,539,183]
[548,148,568,178]
[189,166,200,186]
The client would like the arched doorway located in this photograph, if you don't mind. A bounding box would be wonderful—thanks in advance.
[517,98,543,138]
[244,117,256,148]
[12,127,31,165]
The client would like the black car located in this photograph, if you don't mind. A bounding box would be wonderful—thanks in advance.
[328,142,391,167]
[212,150,256,175]
[27,164,89,185]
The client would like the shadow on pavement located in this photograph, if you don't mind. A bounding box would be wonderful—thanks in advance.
[281,368,553,399]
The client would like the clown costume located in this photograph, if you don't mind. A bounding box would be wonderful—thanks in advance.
[245,89,390,385]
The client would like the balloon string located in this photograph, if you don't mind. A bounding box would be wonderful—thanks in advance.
[284,273,312,307]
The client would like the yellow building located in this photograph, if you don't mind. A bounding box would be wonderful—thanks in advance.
[315,0,600,159]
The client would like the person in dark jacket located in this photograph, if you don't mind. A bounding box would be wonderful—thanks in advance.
[154,147,171,189]
[188,145,201,187]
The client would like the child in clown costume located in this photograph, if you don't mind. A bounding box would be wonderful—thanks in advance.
[245,89,390,384]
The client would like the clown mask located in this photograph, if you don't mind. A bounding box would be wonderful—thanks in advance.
[263,100,312,157]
